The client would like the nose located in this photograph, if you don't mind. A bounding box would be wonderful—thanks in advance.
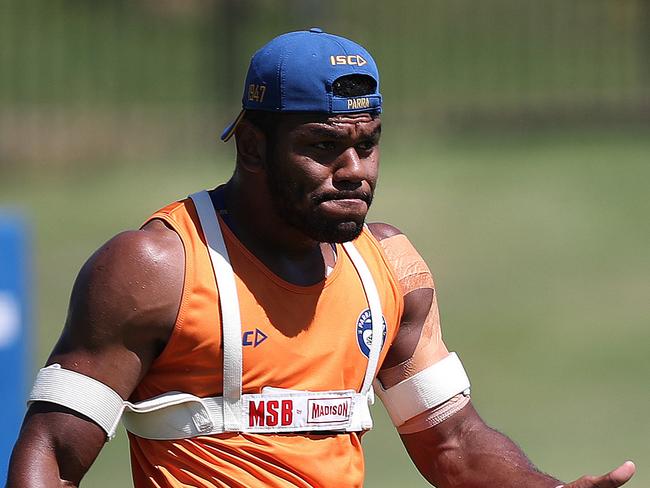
[333,147,366,188]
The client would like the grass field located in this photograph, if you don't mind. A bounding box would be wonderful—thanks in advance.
[1,129,648,486]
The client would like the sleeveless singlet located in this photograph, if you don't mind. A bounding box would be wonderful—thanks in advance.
[128,195,403,488]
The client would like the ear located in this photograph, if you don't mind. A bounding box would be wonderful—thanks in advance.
[234,119,266,173]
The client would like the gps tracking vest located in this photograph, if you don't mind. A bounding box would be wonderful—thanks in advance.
[120,190,383,438]
[27,190,387,439]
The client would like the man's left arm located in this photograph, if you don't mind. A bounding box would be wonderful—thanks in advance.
[368,222,635,488]
[401,403,635,488]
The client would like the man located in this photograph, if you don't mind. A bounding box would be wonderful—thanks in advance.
[8,29,635,488]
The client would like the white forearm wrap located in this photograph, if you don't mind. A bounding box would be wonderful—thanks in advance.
[28,364,125,439]
[374,352,470,426]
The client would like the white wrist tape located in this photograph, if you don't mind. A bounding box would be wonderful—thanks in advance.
[28,364,125,439]
[374,352,470,426]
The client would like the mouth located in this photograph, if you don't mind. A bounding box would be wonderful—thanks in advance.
[313,191,372,206]
[317,197,369,218]
[311,189,373,220]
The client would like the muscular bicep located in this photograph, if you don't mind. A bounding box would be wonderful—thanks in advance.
[380,288,448,379]
[371,229,449,385]
[370,224,469,435]
[49,222,182,397]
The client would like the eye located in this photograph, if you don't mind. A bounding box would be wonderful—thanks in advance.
[312,141,336,151]
[356,140,377,152]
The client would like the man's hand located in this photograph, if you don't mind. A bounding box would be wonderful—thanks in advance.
[560,461,636,488]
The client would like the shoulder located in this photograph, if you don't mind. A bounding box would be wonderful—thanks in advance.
[366,222,431,286]
[66,220,184,350]
[79,220,183,290]
[367,222,404,241]
[89,219,182,269]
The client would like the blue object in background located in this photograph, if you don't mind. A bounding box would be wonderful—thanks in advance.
[0,213,30,480]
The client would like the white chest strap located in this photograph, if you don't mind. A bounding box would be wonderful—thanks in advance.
[28,364,374,440]
[121,387,373,439]
[188,190,243,431]
[27,191,387,440]
[341,240,384,395]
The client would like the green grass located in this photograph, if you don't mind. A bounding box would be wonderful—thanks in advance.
[1,130,648,486]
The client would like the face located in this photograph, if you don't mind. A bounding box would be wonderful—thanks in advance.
[265,112,381,243]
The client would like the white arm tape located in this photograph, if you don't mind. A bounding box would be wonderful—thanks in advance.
[374,352,470,426]
[28,364,125,439]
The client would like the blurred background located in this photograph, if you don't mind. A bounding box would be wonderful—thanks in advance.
[0,0,648,486]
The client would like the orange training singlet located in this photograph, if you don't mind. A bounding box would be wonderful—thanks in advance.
[128,196,403,488]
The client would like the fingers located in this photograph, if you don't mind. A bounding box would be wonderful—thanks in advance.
[605,461,636,487]
[566,461,636,488]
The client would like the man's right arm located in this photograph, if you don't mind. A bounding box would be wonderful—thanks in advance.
[7,220,183,487]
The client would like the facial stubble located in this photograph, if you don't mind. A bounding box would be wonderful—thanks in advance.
[265,157,373,243]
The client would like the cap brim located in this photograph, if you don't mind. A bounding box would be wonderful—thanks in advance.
[220,109,246,142]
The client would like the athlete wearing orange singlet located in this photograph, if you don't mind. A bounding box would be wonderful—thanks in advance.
[9,28,635,488]
[129,197,402,487]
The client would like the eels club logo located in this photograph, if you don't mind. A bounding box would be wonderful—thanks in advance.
[355,308,387,358]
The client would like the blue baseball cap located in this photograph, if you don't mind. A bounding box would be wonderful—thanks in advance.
[221,28,382,141]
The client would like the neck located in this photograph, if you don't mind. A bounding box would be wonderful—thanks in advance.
[217,178,333,286]
[223,177,319,254]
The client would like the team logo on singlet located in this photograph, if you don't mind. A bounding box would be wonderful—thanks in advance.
[355,308,387,358]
